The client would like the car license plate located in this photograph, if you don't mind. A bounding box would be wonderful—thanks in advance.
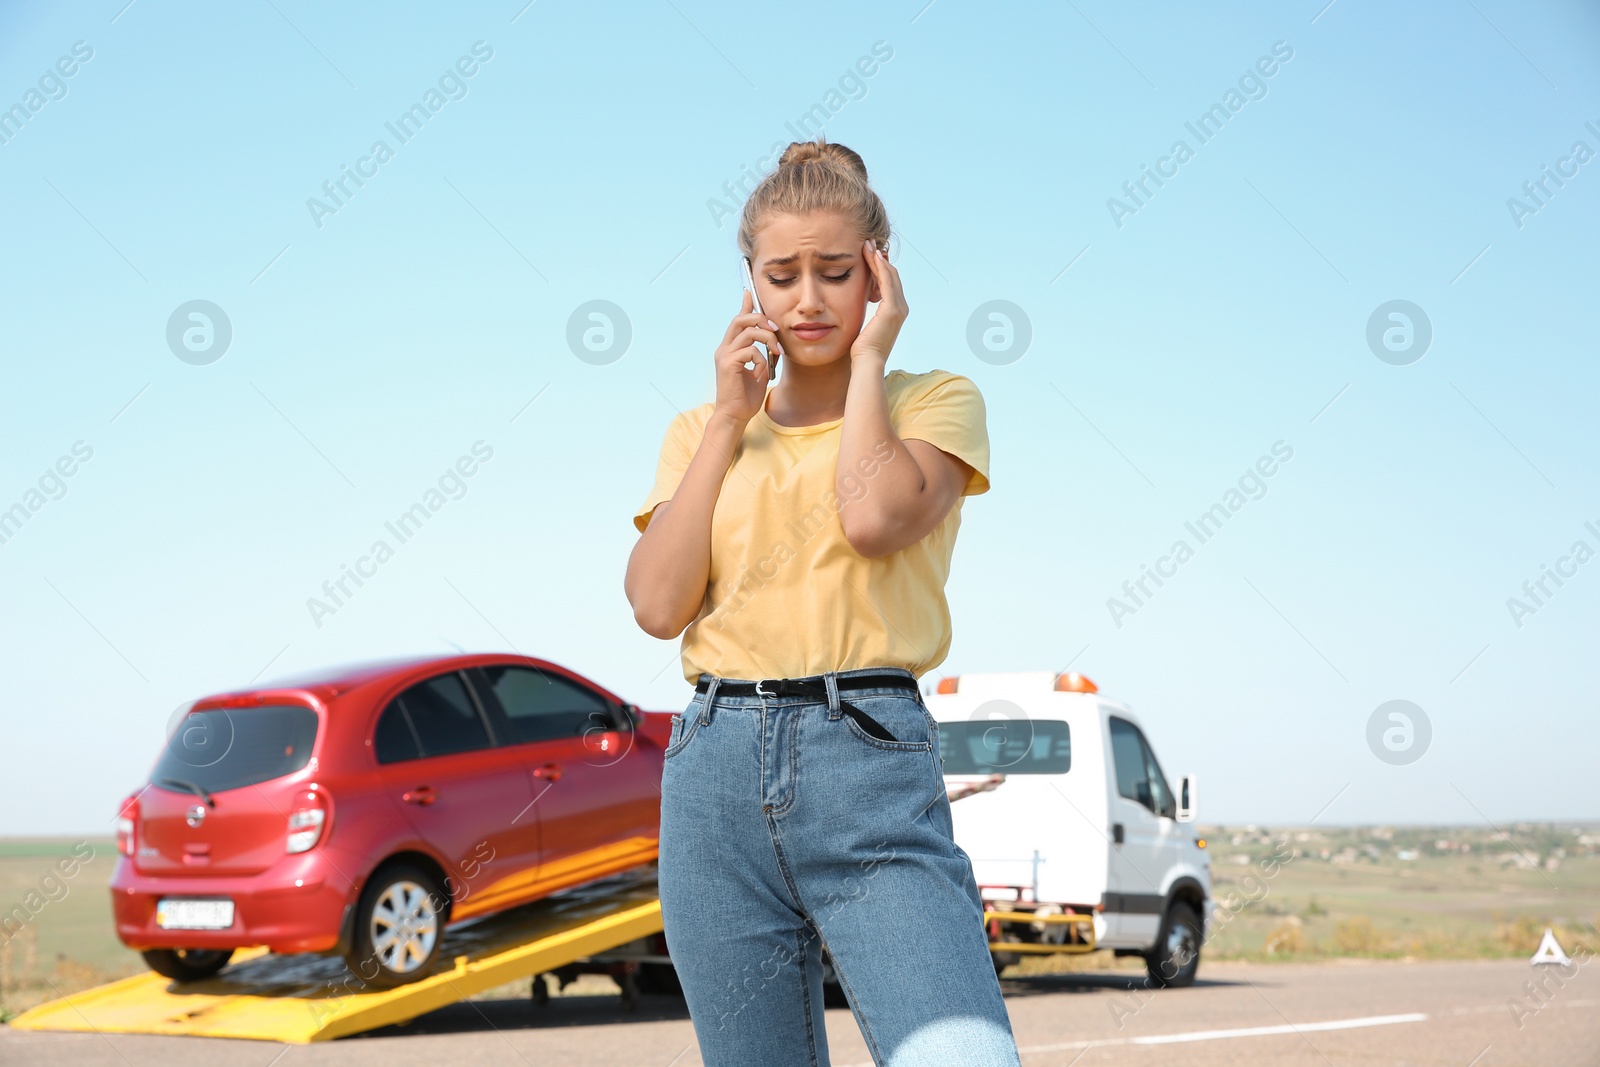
[156,899,235,930]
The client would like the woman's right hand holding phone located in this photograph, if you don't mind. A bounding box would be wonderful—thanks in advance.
[713,289,782,425]
[627,290,780,637]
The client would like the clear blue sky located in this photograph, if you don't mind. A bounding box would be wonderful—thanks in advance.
[1,0,1595,835]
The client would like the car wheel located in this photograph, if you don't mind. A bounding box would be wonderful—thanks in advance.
[1145,902,1201,988]
[346,863,446,988]
[142,947,234,982]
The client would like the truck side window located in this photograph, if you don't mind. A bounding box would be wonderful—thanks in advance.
[1109,718,1152,811]
[1111,717,1178,819]
[1140,734,1177,820]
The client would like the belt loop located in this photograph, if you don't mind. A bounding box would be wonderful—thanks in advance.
[698,675,721,725]
[823,670,842,720]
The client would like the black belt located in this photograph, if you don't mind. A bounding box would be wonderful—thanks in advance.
[695,672,919,699]
[693,672,919,742]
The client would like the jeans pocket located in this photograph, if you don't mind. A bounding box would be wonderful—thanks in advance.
[663,709,701,760]
[839,695,933,752]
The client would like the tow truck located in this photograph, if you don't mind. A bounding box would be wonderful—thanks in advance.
[928,670,1211,987]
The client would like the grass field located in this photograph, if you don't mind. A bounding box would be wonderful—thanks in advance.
[3,823,1596,1017]
[1194,822,1598,963]
[1013,821,1598,979]
[0,838,139,1020]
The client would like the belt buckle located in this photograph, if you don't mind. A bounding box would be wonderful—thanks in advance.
[755,679,777,698]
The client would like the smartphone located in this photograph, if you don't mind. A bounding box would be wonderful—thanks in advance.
[740,256,777,381]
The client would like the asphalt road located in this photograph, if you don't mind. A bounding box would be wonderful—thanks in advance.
[3,958,1597,1066]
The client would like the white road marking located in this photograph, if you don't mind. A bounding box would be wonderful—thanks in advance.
[1131,1012,1429,1045]
[839,1011,1431,1064]
[1450,998,1600,1016]
[988,1012,1430,1060]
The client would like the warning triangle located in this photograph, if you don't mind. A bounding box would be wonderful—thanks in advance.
[1530,928,1572,966]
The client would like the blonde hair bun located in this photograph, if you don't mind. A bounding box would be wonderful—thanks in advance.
[776,139,870,182]
[739,136,889,257]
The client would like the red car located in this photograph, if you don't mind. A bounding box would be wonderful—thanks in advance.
[111,654,671,987]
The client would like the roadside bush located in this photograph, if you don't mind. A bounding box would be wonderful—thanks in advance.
[1332,916,1388,955]
[1264,916,1308,956]
[1493,915,1591,956]
[1495,915,1547,953]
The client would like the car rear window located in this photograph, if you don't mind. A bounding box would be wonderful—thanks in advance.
[938,718,1071,775]
[400,673,491,757]
[373,700,421,764]
[151,705,319,794]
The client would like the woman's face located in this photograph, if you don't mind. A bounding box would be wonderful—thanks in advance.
[750,211,881,369]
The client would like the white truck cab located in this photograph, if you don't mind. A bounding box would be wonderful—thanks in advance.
[926,670,1211,987]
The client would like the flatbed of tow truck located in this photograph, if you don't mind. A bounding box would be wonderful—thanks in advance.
[10,867,663,1044]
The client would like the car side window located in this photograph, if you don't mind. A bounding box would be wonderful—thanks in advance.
[1109,717,1154,812]
[479,666,615,745]
[374,700,421,764]
[398,672,492,757]
[1139,734,1177,819]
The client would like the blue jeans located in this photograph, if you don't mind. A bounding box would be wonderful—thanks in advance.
[658,668,1021,1067]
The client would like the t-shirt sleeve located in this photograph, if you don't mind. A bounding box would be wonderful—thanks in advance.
[896,372,991,496]
[633,411,700,533]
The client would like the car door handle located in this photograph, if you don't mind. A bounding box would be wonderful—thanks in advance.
[1112,822,1125,845]
[403,786,437,806]
[533,764,563,782]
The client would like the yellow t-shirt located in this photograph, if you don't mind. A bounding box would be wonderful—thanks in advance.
[633,369,991,685]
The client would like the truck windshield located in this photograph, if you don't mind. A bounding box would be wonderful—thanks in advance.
[938,719,1070,775]
[150,706,319,794]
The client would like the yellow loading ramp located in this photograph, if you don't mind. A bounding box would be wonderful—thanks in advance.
[11,872,662,1044]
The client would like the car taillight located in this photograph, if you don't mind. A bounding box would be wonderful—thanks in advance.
[115,795,139,857]
[286,790,328,854]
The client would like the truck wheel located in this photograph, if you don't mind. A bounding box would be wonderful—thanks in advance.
[990,930,1022,976]
[636,962,682,996]
[1145,902,1200,988]
[819,950,850,1008]
[346,863,446,989]
[142,947,233,982]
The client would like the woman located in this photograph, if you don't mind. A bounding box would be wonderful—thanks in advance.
[625,138,1020,1067]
